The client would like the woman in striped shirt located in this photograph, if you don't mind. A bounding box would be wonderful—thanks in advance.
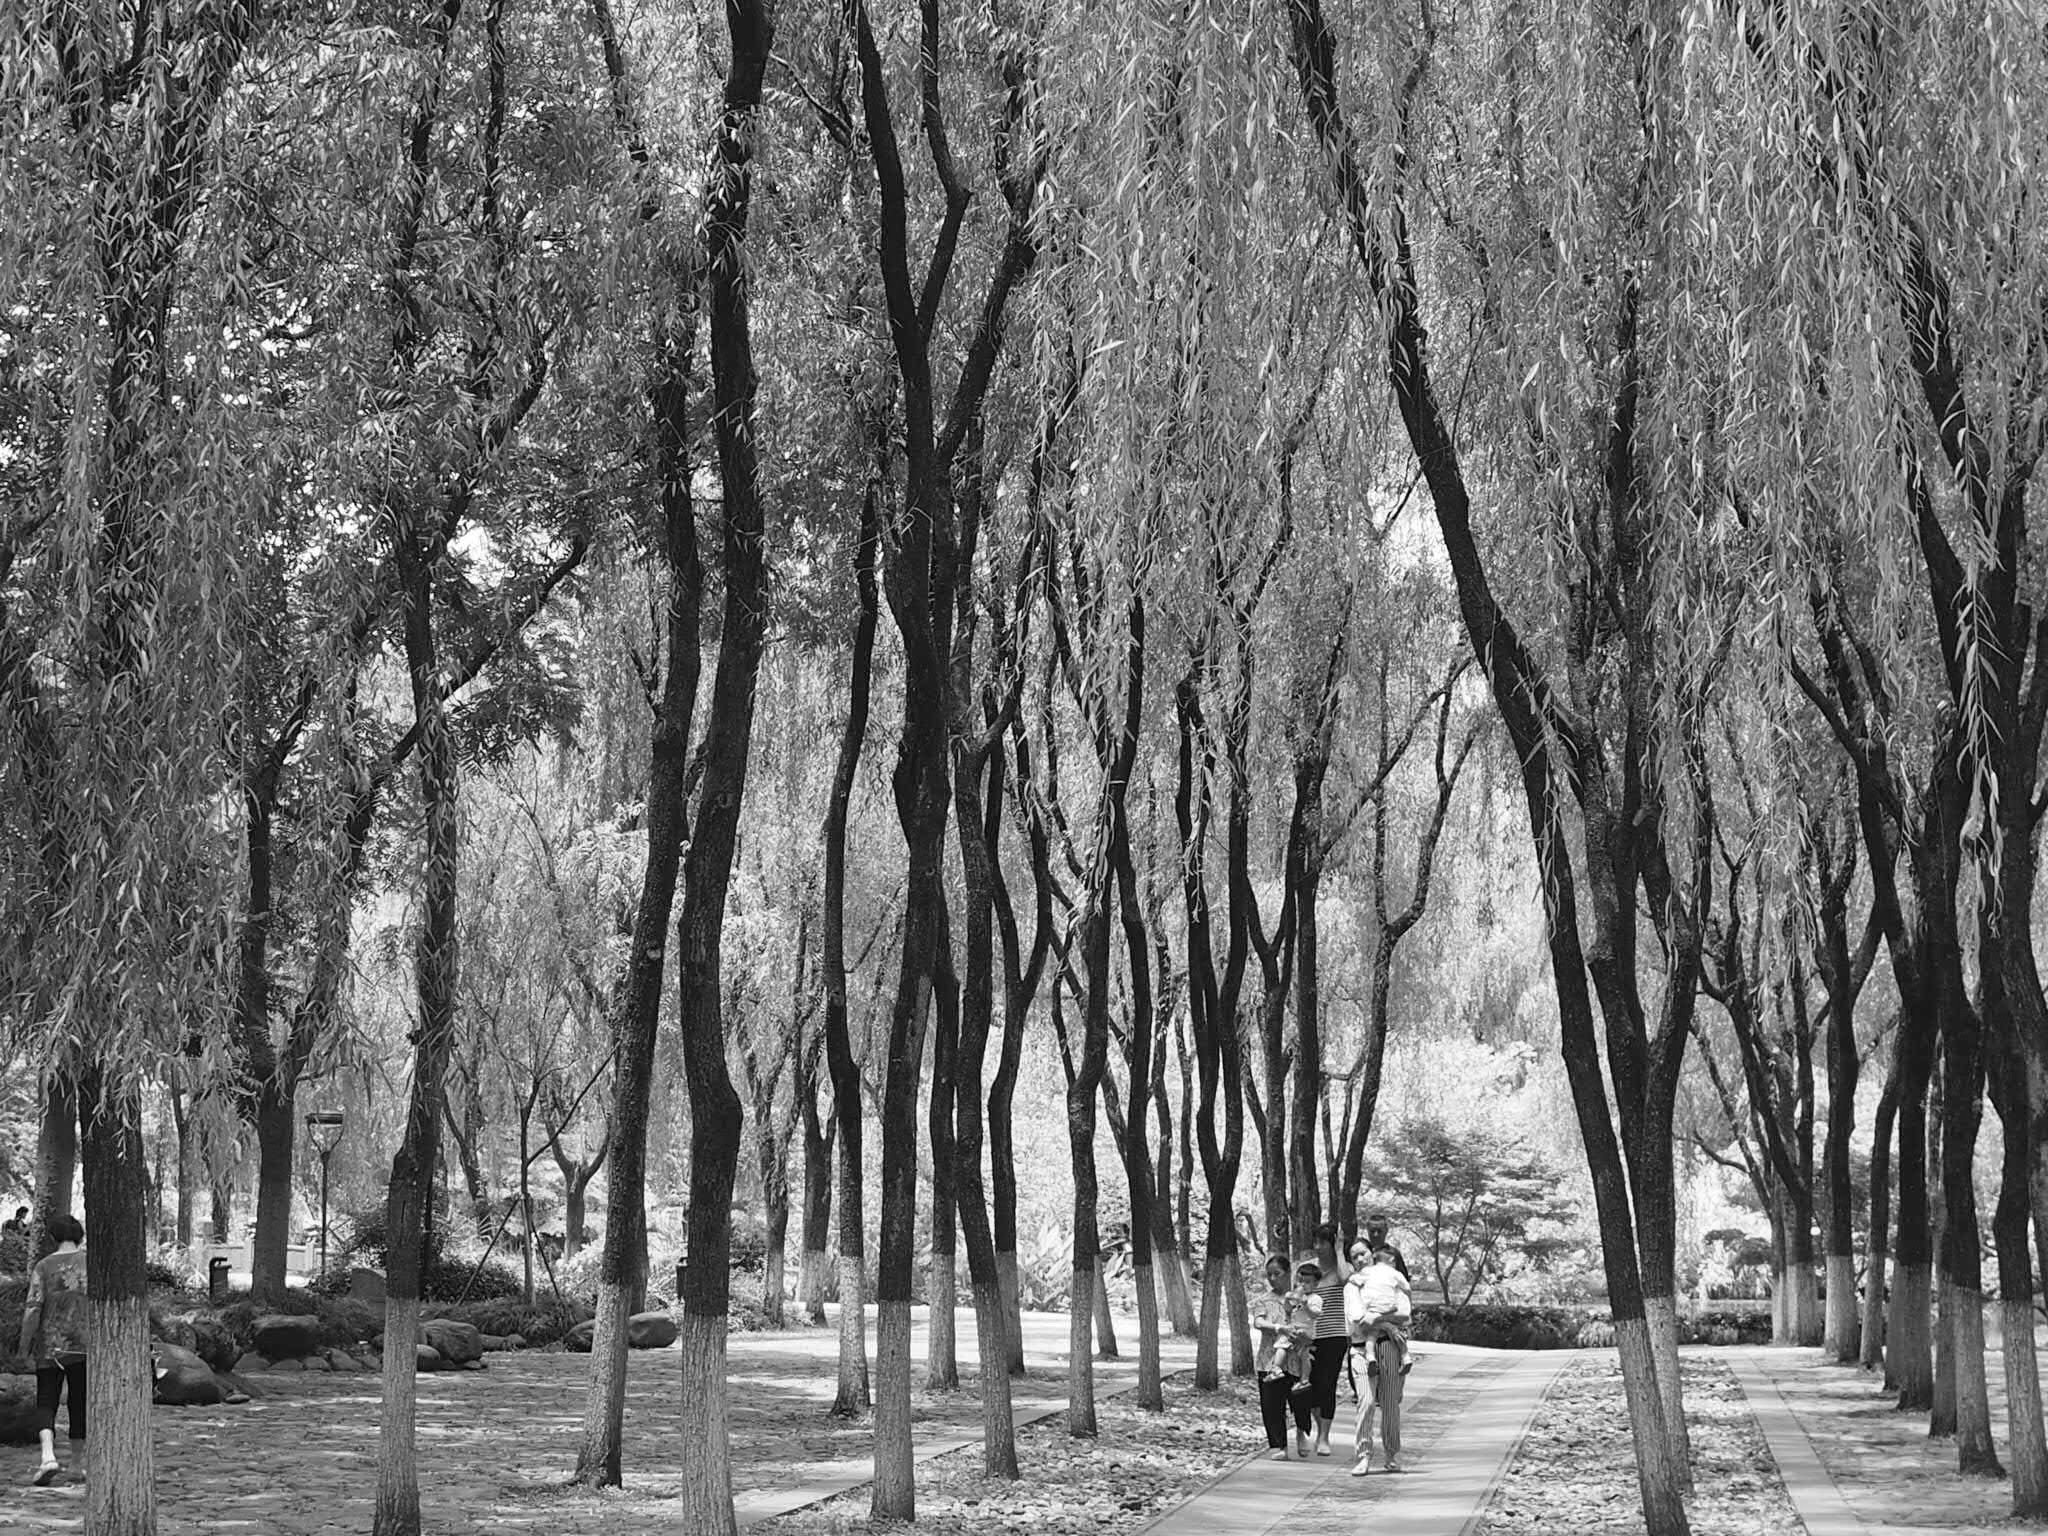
[1305,1222,1351,1456]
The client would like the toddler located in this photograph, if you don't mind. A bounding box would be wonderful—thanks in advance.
[1344,1243,1412,1376]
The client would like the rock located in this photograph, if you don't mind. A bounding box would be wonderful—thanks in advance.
[301,1353,330,1371]
[460,1359,486,1371]
[478,1334,509,1353]
[251,1315,319,1361]
[325,1349,359,1372]
[563,1320,595,1353]
[151,1343,226,1407]
[505,1333,527,1351]
[233,1352,270,1374]
[628,1311,679,1349]
[270,1357,305,1372]
[354,1353,381,1372]
[191,1319,239,1375]
[420,1318,484,1366]
[0,1373,39,1446]
[223,1390,252,1405]
[347,1268,387,1304]
[416,1344,445,1371]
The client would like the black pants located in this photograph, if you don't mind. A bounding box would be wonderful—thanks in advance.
[1308,1335,1348,1420]
[1258,1371,1313,1448]
[35,1357,85,1440]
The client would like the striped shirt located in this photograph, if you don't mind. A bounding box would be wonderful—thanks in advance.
[1314,1268,1349,1340]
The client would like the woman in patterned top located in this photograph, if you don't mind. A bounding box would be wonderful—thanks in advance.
[19,1213,87,1487]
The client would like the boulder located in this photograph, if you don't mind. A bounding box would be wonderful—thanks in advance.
[416,1344,445,1372]
[459,1359,486,1371]
[233,1352,270,1374]
[347,1268,387,1304]
[301,1354,330,1372]
[251,1315,319,1361]
[478,1334,509,1353]
[628,1311,679,1350]
[270,1357,305,1372]
[151,1344,226,1407]
[563,1320,595,1353]
[191,1319,239,1375]
[0,1373,38,1445]
[325,1349,360,1373]
[505,1333,527,1351]
[420,1318,484,1366]
[354,1352,381,1372]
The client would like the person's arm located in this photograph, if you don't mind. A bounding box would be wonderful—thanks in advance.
[20,1260,43,1358]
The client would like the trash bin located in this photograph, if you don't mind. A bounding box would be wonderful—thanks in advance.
[674,1258,688,1304]
[208,1255,231,1303]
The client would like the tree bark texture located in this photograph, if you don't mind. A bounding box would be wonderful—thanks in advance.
[82,1070,157,1536]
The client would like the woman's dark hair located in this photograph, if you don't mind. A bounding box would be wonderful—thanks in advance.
[45,1213,84,1246]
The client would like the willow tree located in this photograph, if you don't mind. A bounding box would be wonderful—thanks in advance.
[1720,1,2048,1483]
[839,0,1046,1513]
[1282,2,1750,1527]
[3,0,265,1528]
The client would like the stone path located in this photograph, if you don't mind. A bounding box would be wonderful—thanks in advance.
[1137,1346,1571,1536]
[1728,1347,2024,1536]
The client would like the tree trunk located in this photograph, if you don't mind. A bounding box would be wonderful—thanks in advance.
[1890,1021,1936,1410]
[1863,1072,1897,1373]
[374,508,461,1536]
[763,1192,789,1330]
[1935,972,2000,1473]
[927,961,961,1389]
[824,477,879,1415]
[172,1089,196,1251]
[36,1073,79,1240]
[1114,805,1163,1410]
[951,591,1018,1472]
[572,223,701,1491]
[1066,871,1113,1431]
[799,1073,834,1325]
[666,19,776,1516]
[80,1068,156,1536]
[249,1082,296,1303]
[1993,1059,2048,1514]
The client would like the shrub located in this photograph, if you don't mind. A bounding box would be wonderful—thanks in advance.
[1408,1304,1587,1350]
[323,1203,522,1302]
[440,1297,588,1346]
[1677,1309,1772,1346]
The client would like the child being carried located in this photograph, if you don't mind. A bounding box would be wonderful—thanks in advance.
[1343,1243,1412,1376]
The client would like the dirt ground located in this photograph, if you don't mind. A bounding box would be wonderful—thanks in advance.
[2,1311,1200,1534]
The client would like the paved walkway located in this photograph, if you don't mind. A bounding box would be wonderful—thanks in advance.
[1138,1347,1572,1536]
[1728,1347,2022,1536]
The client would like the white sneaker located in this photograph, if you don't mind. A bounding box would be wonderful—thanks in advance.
[1294,1432,1310,1459]
[1269,1448,1291,1462]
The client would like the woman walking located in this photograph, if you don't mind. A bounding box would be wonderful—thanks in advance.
[1250,1255,1315,1459]
[1304,1222,1350,1457]
[19,1212,87,1486]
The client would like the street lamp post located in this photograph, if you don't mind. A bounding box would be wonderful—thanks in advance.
[304,1111,346,1285]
